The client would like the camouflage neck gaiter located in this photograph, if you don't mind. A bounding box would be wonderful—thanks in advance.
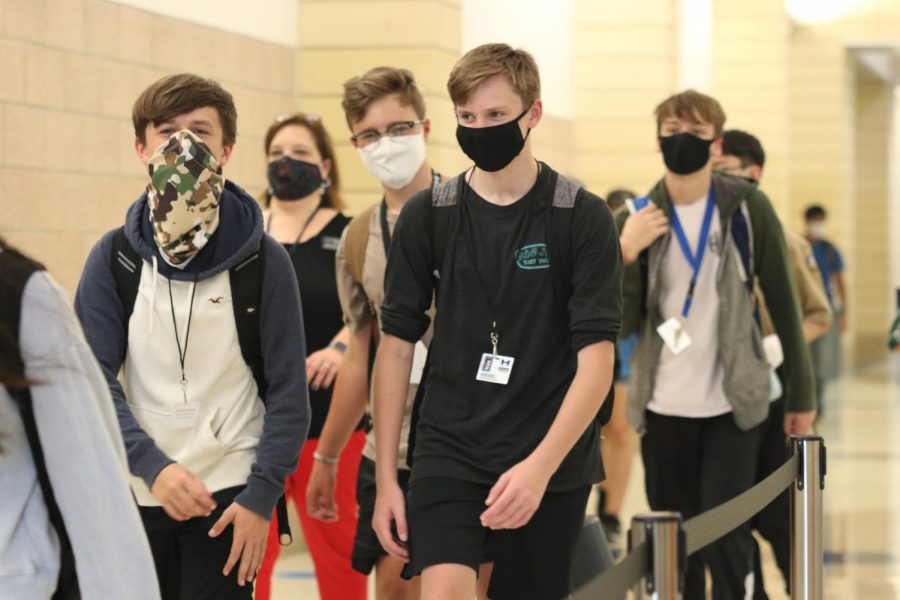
[147,129,224,267]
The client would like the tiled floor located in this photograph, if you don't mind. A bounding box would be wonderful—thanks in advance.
[268,359,900,599]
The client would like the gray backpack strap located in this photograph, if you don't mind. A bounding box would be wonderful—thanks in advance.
[552,173,581,208]
[432,175,461,207]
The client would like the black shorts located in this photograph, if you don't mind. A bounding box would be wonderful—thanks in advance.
[351,456,411,575]
[402,477,591,600]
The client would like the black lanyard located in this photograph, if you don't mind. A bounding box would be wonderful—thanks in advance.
[380,170,442,257]
[266,204,322,257]
[459,164,540,356]
[168,276,198,403]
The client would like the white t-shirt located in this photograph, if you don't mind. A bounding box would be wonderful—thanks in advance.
[648,197,732,418]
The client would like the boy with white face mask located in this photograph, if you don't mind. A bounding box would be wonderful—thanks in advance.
[305,66,486,600]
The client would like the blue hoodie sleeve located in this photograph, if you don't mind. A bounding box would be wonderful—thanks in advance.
[74,230,175,488]
[233,236,310,518]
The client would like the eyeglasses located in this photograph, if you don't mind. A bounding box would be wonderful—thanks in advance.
[351,120,425,147]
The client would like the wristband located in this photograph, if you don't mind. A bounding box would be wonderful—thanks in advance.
[313,451,340,465]
[330,341,348,354]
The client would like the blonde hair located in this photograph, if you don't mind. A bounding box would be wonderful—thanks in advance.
[341,67,426,128]
[447,43,540,109]
[654,90,727,136]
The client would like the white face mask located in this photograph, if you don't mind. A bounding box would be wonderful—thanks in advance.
[808,222,827,239]
[357,133,427,190]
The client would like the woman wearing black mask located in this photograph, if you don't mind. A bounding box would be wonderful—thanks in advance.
[256,114,367,600]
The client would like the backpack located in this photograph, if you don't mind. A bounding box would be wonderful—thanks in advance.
[110,228,292,544]
[407,165,616,467]
[1,251,80,599]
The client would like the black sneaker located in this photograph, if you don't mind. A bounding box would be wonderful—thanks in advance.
[599,513,623,559]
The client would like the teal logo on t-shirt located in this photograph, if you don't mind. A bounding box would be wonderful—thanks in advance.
[515,243,550,270]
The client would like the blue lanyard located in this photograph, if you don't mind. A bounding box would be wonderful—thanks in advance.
[669,190,716,318]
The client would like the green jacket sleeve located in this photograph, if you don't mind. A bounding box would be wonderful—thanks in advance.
[615,208,643,338]
[748,190,816,412]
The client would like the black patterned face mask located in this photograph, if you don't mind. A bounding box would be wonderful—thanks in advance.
[267,156,325,201]
[456,106,532,172]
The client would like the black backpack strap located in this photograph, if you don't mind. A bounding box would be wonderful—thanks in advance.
[11,388,81,598]
[406,177,460,469]
[228,242,291,544]
[547,170,615,427]
[230,247,266,401]
[110,227,142,333]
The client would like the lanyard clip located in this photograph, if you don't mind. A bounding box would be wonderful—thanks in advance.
[490,331,499,358]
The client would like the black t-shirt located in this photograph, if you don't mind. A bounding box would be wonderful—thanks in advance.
[285,213,351,438]
[381,167,622,491]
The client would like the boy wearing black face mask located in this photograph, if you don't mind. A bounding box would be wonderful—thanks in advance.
[74,74,309,598]
[616,90,815,599]
[371,44,621,600]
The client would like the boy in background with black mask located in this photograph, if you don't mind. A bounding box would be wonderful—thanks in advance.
[371,44,621,600]
[616,90,815,599]
[75,74,309,598]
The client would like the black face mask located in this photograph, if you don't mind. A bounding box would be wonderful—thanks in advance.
[267,156,324,201]
[659,133,714,175]
[456,106,532,172]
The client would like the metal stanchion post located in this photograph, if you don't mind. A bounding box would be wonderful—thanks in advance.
[629,511,685,600]
[790,435,826,599]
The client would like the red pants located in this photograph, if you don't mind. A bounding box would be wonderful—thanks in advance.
[255,430,367,600]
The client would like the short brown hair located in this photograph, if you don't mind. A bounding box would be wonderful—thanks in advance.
[132,73,238,147]
[261,113,344,212]
[654,89,726,136]
[341,67,426,128]
[447,43,540,109]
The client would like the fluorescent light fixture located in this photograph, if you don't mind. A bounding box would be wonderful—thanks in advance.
[785,0,872,24]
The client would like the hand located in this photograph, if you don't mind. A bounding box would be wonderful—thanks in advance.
[372,480,409,562]
[784,410,817,436]
[150,463,216,521]
[209,502,270,587]
[480,458,552,530]
[619,202,668,265]
[306,346,344,391]
[306,460,339,522]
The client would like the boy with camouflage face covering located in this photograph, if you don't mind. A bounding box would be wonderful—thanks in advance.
[75,74,310,598]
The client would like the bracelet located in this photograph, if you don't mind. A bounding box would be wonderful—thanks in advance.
[330,341,348,354]
[313,451,340,465]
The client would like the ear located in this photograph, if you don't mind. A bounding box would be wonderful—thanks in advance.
[749,165,763,181]
[711,137,723,156]
[526,100,543,129]
[134,137,150,166]
[217,143,234,168]
[319,157,333,181]
[422,118,431,141]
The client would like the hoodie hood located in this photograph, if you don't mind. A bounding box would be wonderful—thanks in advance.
[124,180,264,282]
[650,172,758,222]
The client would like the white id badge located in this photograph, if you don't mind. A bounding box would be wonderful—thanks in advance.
[657,317,692,355]
[409,341,428,385]
[475,353,515,385]
[762,334,784,368]
[173,403,200,430]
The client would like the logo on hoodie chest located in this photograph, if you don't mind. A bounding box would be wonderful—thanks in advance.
[515,243,550,270]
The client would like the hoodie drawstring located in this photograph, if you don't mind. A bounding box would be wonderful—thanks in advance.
[148,256,158,334]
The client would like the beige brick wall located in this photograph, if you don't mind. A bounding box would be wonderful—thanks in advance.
[296,0,468,215]
[853,71,892,363]
[573,0,678,197]
[0,0,298,293]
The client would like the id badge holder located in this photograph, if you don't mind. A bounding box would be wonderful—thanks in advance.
[657,317,692,355]
[409,341,428,385]
[173,403,200,430]
[475,353,515,385]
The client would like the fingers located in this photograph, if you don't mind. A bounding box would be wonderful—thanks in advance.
[310,363,329,391]
[237,535,260,586]
[373,512,409,561]
[209,505,236,539]
[481,488,516,528]
[321,366,338,389]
